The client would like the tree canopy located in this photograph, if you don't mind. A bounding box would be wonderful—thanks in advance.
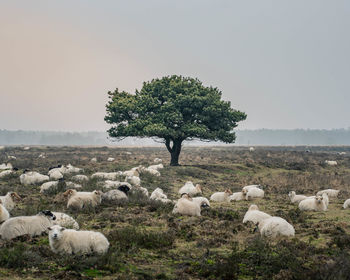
[105,75,246,165]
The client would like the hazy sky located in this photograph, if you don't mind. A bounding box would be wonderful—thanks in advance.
[1,1,349,131]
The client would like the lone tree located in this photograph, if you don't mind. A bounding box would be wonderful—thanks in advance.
[105,75,246,166]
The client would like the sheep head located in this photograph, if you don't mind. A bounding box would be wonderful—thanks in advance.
[248,204,259,211]
[182,194,193,201]
[225,189,233,195]
[315,196,323,204]
[10,192,21,201]
[288,191,295,198]
[40,210,56,220]
[93,190,102,196]
[195,184,202,193]
[63,189,76,198]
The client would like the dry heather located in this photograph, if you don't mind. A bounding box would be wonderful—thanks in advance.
[0,146,349,279]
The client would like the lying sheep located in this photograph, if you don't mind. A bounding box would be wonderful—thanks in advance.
[7,155,16,160]
[102,185,130,202]
[126,175,141,186]
[64,189,102,209]
[40,181,60,193]
[299,196,327,211]
[130,186,149,197]
[192,196,210,208]
[243,186,264,200]
[65,164,82,174]
[178,181,202,196]
[122,167,140,177]
[229,192,245,201]
[153,158,162,164]
[107,157,115,162]
[49,170,63,180]
[48,166,67,176]
[0,170,13,179]
[141,167,161,177]
[91,157,97,163]
[258,217,295,237]
[210,189,233,202]
[147,163,164,171]
[0,210,56,240]
[91,172,120,180]
[316,189,340,198]
[52,212,79,230]
[0,163,12,170]
[0,192,21,211]
[172,194,203,216]
[242,185,261,192]
[322,193,329,207]
[102,180,132,191]
[243,204,271,224]
[71,175,89,183]
[0,201,10,223]
[288,191,309,203]
[48,225,109,255]
[343,199,350,209]
[325,160,337,166]
[65,181,83,189]
[150,188,172,203]
[249,147,255,152]
[20,171,49,186]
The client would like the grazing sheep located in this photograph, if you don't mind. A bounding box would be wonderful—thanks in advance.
[126,175,141,186]
[316,189,340,198]
[0,170,13,179]
[71,175,89,182]
[243,186,264,200]
[52,212,79,230]
[150,188,172,203]
[102,185,130,202]
[49,170,63,180]
[172,194,202,216]
[48,225,109,255]
[258,217,295,238]
[0,163,12,170]
[0,192,21,211]
[299,196,327,211]
[91,172,120,180]
[178,181,202,196]
[229,192,245,201]
[153,158,162,164]
[288,191,309,203]
[107,157,115,162]
[243,204,271,224]
[343,199,350,209]
[325,160,337,166]
[64,189,102,209]
[210,189,233,202]
[0,202,10,223]
[0,210,56,240]
[20,171,49,186]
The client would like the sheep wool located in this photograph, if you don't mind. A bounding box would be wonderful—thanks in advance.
[210,189,233,202]
[49,170,63,181]
[52,212,79,230]
[299,196,327,211]
[65,189,102,209]
[107,157,115,162]
[71,175,89,183]
[243,204,271,224]
[126,175,141,186]
[192,197,210,208]
[243,186,264,200]
[172,194,201,216]
[0,192,21,211]
[343,199,350,209]
[178,181,202,196]
[229,192,244,202]
[0,163,12,170]
[91,172,120,180]
[0,210,56,240]
[40,181,59,193]
[325,160,337,166]
[258,217,295,238]
[150,188,172,203]
[153,158,162,164]
[102,189,128,202]
[20,171,49,186]
[316,189,340,198]
[0,202,10,223]
[48,225,109,255]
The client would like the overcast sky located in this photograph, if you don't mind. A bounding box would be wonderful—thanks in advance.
[1,0,349,131]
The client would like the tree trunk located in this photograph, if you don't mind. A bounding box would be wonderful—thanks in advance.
[165,138,183,166]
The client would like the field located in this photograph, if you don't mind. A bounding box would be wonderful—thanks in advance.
[0,145,350,279]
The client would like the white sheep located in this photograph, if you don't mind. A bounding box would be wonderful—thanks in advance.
[172,194,202,216]
[48,225,109,255]
[126,175,141,186]
[91,172,120,180]
[38,153,46,158]
[0,163,12,170]
[153,158,162,164]
[71,175,89,183]
[102,189,128,201]
[178,181,202,196]
[40,181,60,193]
[150,188,172,203]
[20,171,49,186]
[23,146,30,150]
[0,202,10,223]
[249,147,255,152]
[229,192,245,201]
[52,212,79,230]
[243,186,264,200]
[49,170,63,180]
[147,163,164,171]
[64,189,102,209]
[142,167,161,177]
[210,189,233,202]
[299,196,327,211]
[0,192,21,211]
[48,166,67,176]
[243,204,271,224]
[130,186,149,197]
[7,155,16,160]
[322,193,329,207]
[288,191,309,203]
[0,170,13,179]
[107,157,115,162]
[316,189,340,198]
[258,217,295,237]
[242,184,261,192]
[0,210,56,240]
[102,180,132,191]
[91,157,97,163]
[65,164,82,174]
[325,160,337,166]
[122,169,140,177]
[192,197,210,208]
[66,181,83,189]
[343,199,350,209]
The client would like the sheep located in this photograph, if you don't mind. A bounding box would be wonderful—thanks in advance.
[91,172,120,180]
[48,225,109,255]
[130,186,149,197]
[316,189,340,198]
[338,152,346,156]
[299,196,327,211]
[150,188,172,203]
[154,158,162,164]
[107,157,115,162]
[23,146,30,150]
[48,166,67,176]
[65,181,82,189]
[322,193,329,207]
[126,175,141,186]
[65,164,82,174]
[343,199,350,209]
[178,181,202,196]
[122,169,139,177]
[20,171,49,186]
[91,157,97,163]
[192,197,210,208]
[71,175,89,182]
[172,194,202,216]
[229,192,245,201]
[0,163,12,170]
[0,192,21,211]
[242,184,262,192]
[258,217,295,238]
[0,210,56,240]
[249,147,255,152]
[243,204,271,224]
[141,167,161,177]
[38,153,46,158]
[288,191,309,203]
[147,163,164,171]
[325,160,337,166]
[7,155,16,160]
[103,185,130,202]
[243,186,264,200]
[52,212,79,230]
[102,180,132,190]
[40,181,60,193]
[0,201,10,223]
[64,189,102,209]
[210,189,233,202]
[0,170,13,179]
[49,170,63,180]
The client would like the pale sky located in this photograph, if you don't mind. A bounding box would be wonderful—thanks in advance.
[1,0,349,131]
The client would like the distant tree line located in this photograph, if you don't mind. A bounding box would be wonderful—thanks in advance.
[0,129,349,146]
